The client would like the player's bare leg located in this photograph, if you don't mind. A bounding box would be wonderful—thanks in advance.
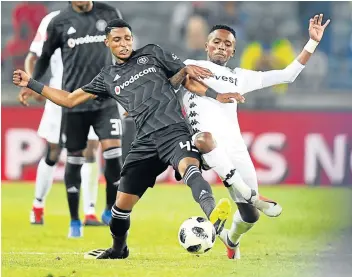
[178,157,231,234]
[219,203,259,259]
[100,139,122,225]
[194,132,282,217]
[82,140,104,226]
[31,143,62,224]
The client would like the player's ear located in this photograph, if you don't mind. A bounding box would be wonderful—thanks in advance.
[104,37,109,47]
[205,41,209,54]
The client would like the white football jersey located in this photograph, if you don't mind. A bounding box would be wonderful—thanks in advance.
[181,59,265,151]
[30,11,63,112]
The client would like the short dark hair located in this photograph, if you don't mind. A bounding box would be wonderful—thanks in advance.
[105,19,132,35]
[209,25,236,38]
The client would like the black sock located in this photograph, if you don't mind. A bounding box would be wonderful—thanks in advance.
[110,204,131,252]
[183,165,216,219]
[103,148,122,210]
[64,155,85,220]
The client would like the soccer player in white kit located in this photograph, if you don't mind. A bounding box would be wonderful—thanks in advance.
[181,14,330,259]
[18,10,103,226]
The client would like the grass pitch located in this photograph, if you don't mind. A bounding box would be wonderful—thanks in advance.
[2,183,351,277]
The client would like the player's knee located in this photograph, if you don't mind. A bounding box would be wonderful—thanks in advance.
[45,143,62,166]
[194,132,216,154]
[115,191,139,211]
[67,150,84,157]
[84,140,99,162]
[177,157,200,177]
[237,203,260,223]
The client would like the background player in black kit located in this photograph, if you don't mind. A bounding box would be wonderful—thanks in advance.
[18,1,124,237]
[13,19,244,259]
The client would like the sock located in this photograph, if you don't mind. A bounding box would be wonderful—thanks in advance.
[65,155,85,220]
[202,147,252,200]
[81,161,99,215]
[228,210,255,245]
[110,204,131,252]
[103,148,122,211]
[183,165,215,219]
[33,158,56,208]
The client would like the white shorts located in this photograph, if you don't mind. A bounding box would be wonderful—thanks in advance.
[186,95,258,203]
[195,136,259,204]
[37,101,62,144]
[38,101,98,144]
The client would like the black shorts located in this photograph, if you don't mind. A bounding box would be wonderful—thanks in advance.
[61,105,121,152]
[118,122,201,197]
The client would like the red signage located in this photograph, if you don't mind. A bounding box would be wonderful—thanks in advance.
[2,107,351,186]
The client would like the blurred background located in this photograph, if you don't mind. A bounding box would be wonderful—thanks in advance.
[1,3,352,277]
[1,1,352,186]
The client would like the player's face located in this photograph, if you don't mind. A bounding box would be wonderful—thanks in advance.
[105,28,134,63]
[71,1,93,12]
[205,30,236,66]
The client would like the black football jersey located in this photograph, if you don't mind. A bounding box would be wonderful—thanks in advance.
[40,2,121,112]
[81,44,188,138]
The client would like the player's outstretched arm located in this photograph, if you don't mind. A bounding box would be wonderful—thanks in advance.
[243,14,330,94]
[13,70,96,108]
[295,14,330,65]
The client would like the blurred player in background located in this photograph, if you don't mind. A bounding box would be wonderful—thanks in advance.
[18,9,104,227]
[181,14,330,259]
[18,1,124,238]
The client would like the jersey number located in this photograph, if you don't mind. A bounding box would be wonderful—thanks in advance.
[179,141,199,153]
[110,119,122,135]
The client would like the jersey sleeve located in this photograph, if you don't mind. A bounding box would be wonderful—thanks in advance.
[154,45,186,78]
[29,11,60,57]
[39,18,62,60]
[237,68,264,95]
[81,70,110,98]
[29,18,48,56]
[32,17,63,80]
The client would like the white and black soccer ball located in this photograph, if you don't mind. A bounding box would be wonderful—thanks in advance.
[178,216,216,254]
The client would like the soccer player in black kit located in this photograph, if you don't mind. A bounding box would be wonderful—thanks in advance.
[18,1,124,237]
[13,19,244,259]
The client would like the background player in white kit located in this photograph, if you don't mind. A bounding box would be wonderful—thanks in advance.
[181,14,330,259]
[18,10,104,226]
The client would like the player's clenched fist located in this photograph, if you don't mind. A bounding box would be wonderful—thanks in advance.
[216,93,245,104]
[13,70,30,87]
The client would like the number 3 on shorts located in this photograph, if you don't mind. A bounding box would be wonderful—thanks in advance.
[179,141,199,153]
[110,119,122,135]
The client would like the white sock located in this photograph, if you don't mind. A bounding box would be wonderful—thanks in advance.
[81,162,99,215]
[202,147,252,200]
[33,158,56,208]
[227,210,255,245]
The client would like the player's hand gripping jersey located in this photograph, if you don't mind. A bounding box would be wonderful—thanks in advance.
[181,59,304,151]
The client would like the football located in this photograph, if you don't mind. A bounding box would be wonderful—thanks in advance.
[178,216,216,254]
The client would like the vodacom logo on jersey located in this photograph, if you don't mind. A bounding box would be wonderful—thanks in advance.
[114,67,156,95]
[67,35,105,48]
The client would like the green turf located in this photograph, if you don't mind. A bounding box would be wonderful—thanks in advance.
[2,183,351,277]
